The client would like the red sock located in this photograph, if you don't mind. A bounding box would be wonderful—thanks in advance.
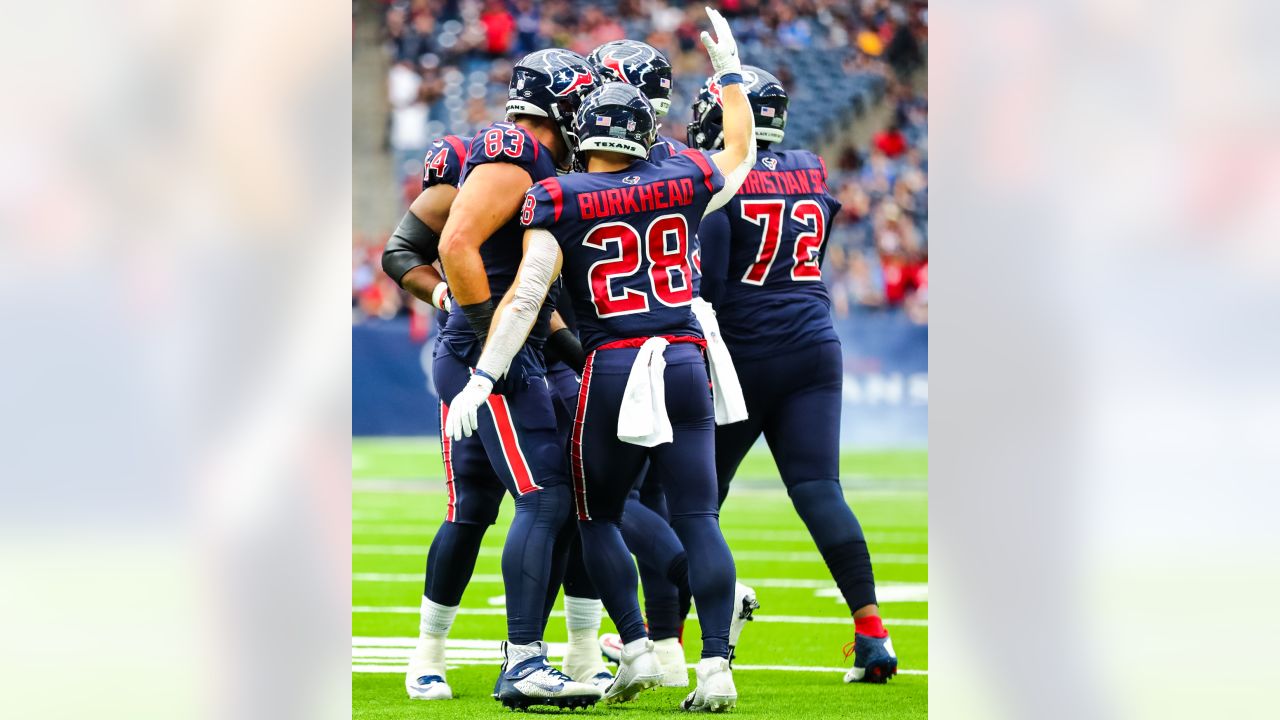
[855,615,888,638]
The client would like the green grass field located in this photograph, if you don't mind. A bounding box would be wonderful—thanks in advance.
[353,438,927,718]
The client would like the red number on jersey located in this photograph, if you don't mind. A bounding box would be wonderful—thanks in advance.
[423,148,450,182]
[583,222,648,317]
[790,200,827,281]
[739,199,785,285]
[582,213,694,317]
[482,127,526,159]
[520,195,536,225]
[646,214,693,306]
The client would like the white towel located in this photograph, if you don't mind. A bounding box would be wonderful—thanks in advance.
[690,298,749,425]
[616,337,673,447]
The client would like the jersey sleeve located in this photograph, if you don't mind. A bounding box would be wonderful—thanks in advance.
[421,135,470,190]
[464,122,543,179]
[674,148,727,202]
[647,135,689,162]
[519,177,565,233]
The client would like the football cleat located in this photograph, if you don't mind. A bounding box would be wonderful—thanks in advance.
[654,637,690,687]
[842,632,899,684]
[494,640,602,710]
[680,656,737,712]
[604,637,664,703]
[598,632,623,664]
[727,582,759,664]
[405,673,452,701]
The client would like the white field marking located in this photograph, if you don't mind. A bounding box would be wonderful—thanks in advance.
[351,638,927,676]
[351,607,928,627]
[351,572,928,602]
[350,524,928,546]
[352,545,927,564]
[486,595,505,606]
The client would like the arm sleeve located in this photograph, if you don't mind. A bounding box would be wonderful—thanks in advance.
[697,209,732,306]
[706,127,757,214]
[381,210,440,286]
[475,229,562,379]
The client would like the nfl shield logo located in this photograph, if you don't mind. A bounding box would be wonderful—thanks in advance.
[626,119,636,131]
[595,114,611,126]
[762,157,778,170]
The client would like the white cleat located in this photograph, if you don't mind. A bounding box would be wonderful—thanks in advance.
[599,632,623,664]
[681,657,737,712]
[604,637,664,704]
[654,637,690,687]
[727,582,759,664]
[405,671,453,700]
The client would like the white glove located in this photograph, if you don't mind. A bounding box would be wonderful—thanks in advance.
[700,7,741,79]
[431,282,452,312]
[445,372,493,440]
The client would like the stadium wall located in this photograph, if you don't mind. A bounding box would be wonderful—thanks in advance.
[352,312,927,448]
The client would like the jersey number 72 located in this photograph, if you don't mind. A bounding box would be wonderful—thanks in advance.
[740,199,828,284]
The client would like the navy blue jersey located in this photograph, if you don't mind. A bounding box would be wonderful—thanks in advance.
[440,121,561,348]
[647,134,687,163]
[422,135,471,191]
[698,149,842,359]
[521,150,725,352]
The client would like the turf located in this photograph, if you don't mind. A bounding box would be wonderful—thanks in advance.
[352,438,927,718]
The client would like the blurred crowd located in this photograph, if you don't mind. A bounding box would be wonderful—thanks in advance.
[356,0,927,326]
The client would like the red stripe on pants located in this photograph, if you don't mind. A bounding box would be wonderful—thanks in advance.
[439,402,457,522]
[486,394,541,495]
[570,354,595,520]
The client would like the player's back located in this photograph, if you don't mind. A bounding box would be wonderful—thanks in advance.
[706,148,842,358]
[440,121,560,348]
[521,150,724,352]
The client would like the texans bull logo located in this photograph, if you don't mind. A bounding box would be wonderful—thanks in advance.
[762,157,778,170]
[554,69,597,97]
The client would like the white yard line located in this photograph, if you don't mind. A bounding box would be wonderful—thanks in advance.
[351,524,927,545]
[350,638,927,676]
[352,545,927,564]
[351,606,928,627]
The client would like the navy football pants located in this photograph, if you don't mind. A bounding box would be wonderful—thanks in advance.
[424,345,574,645]
[714,340,879,612]
[573,343,735,659]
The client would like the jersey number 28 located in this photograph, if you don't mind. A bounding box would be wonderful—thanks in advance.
[584,213,692,317]
[740,199,828,284]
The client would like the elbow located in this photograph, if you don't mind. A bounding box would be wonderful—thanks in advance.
[437,229,464,266]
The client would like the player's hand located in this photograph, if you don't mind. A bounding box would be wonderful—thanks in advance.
[700,7,741,78]
[445,372,494,440]
[431,282,453,312]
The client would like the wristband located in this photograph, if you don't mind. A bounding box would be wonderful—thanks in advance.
[718,72,743,86]
[460,299,496,341]
[430,283,450,311]
[545,327,586,374]
[473,368,498,384]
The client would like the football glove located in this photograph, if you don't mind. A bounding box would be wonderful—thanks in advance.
[445,372,493,440]
[700,7,741,80]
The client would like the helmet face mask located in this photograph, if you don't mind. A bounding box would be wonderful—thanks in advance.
[572,82,658,166]
[587,40,674,118]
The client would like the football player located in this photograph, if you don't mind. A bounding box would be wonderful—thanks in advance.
[444,9,755,710]
[577,36,700,687]
[429,48,605,710]
[689,66,899,684]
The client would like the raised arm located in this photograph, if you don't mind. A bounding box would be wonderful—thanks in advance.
[437,161,534,337]
[700,7,756,214]
[382,183,458,311]
[444,228,564,440]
